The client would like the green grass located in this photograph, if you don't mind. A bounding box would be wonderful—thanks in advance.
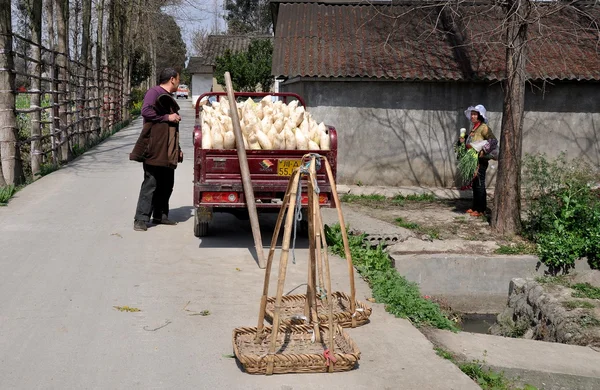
[578,315,600,328]
[435,347,454,360]
[494,243,536,255]
[391,193,437,205]
[395,217,419,230]
[0,185,16,205]
[340,194,386,203]
[340,193,437,205]
[459,362,538,390]
[571,283,600,300]
[535,275,571,287]
[325,223,456,330]
[434,348,537,390]
[562,300,595,310]
[394,217,440,240]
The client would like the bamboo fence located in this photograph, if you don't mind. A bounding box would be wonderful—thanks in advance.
[1,32,128,182]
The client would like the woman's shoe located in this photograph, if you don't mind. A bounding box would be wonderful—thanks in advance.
[470,211,483,217]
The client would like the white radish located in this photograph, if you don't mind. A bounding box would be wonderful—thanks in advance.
[320,127,330,150]
[201,122,212,149]
[256,130,273,150]
[223,131,235,149]
[284,128,296,150]
[212,128,224,149]
[248,133,262,150]
[295,127,308,150]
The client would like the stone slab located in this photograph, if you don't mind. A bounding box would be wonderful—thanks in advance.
[425,328,600,390]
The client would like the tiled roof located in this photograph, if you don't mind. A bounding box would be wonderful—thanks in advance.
[187,35,273,73]
[272,2,600,81]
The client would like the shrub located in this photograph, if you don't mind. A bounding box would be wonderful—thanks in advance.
[523,153,600,273]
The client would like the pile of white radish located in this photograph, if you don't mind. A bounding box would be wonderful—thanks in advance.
[199,95,330,150]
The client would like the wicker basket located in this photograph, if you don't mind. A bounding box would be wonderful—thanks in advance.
[233,324,360,374]
[264,292,372,328]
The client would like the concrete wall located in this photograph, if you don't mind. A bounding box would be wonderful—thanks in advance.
[280,79,600,187]
[191,74,213,108]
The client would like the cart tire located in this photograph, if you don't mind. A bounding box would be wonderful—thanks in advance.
[194,215,209,237]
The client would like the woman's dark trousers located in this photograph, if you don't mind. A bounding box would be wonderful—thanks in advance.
[472,159,488,213]
[134,163,175,222]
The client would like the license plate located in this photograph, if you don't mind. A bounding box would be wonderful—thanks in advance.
[277,159,301,176]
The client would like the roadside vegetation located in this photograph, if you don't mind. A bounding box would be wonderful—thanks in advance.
[435,348,538,390]
[0,95,141,206]
[522,153,600,273]
[324,223,457,330]
[340,154,600,272]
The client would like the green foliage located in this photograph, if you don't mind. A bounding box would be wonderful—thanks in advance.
[214,39,274,92]
[155,13,187,75]
[571,283,600,300]
[494,243,536,255]
[394,218,440,239]
[0,185,17,205]
[457,148,479,185]
[459,362,537,390]
[434,347,454,360]
[324,224,456,330]
[395,217,419,230]
[130,48,152,87]
[523,153,600,273]
[224,0,272,34]
[341,194,386,202]
[579,315,600,328]
[562,300,595,310]
[391,193,437,205]
[37,163,60,178]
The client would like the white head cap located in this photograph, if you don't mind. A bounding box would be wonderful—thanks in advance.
[465,104,487,123]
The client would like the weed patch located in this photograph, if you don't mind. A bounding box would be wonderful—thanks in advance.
[0,185,16,205]
[394,217,440,239]
[562,300,595,310]
[571,283,600,300]
[324,224,456,330]
[494,243,536,255]
[459,362,537,390]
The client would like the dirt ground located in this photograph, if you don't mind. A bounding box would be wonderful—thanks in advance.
[341,196,536,255]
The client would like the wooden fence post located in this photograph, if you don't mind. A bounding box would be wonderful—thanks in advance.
[0,1,25,185]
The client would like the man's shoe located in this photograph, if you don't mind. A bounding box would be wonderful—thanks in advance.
[134,220,148,231]
[152,214,177,225]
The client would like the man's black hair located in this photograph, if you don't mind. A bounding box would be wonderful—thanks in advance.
[158,68,178,85]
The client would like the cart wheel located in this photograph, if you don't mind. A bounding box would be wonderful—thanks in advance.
[194,214,209,237]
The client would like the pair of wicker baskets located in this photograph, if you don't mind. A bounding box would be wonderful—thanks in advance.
[232,155,372,375]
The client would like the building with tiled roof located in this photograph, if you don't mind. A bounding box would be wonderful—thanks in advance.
[187,35,273,106]
[270,0,600,187]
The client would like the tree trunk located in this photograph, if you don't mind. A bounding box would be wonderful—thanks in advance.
[45,0,60,163]
[55,0,72,162]
[491,0,530,235]
[79,0,91,147]
[0,0,25,185]
[27,0,43,179]
[95,0,104,138]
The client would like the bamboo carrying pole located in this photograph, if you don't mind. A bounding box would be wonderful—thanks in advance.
[224,72,266,269]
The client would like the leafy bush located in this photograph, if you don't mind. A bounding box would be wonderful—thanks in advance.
[0,185,16,205]
[523,153,600,272]
[324,224,456,330]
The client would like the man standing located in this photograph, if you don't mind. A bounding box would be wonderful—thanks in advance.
[131,68,183,231]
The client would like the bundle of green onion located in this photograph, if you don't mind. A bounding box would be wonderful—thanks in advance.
[458,148,478,184]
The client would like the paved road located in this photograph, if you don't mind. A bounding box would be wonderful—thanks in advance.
[0,104,478,389]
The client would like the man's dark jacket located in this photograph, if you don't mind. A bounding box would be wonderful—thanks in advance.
[130,94,181,169]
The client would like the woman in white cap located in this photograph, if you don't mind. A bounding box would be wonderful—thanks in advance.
[460,104,498,217]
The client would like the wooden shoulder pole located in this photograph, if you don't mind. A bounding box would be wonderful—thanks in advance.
[224,72,266,269]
